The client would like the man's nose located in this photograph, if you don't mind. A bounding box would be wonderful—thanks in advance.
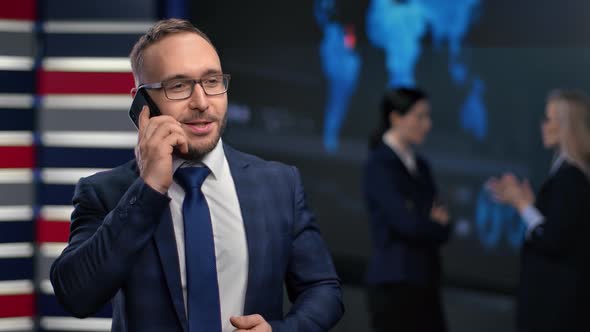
[188,82,209,111]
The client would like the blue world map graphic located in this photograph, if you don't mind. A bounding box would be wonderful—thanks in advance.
[316,0,487,152]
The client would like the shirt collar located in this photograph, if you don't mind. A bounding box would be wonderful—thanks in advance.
[550,152,566,175]
[172,138,225,179]
[382,132,417,173]
[383,132,415,161]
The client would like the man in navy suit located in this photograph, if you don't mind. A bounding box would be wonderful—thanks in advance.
[50,19,343,332]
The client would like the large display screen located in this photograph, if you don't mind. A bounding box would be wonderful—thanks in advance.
[192,0,590,292]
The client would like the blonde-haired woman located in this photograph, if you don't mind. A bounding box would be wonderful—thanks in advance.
[488,89,590,332]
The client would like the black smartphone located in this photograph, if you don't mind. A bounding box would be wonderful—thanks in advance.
[128,87,161,129]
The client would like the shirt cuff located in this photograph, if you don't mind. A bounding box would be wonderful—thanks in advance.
[520,205,544,238]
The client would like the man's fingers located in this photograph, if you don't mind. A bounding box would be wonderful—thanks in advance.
[177,137,189,154]
[142,115,181,140]
[140,118,185,152]
[138,106,150,135]
[230,314,265,329]
[147,121,185,143]
[162,133,189,153]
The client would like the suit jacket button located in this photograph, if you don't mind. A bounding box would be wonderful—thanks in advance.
[130,196,137,205]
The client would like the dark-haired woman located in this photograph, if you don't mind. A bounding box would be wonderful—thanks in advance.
[363,88,452,332]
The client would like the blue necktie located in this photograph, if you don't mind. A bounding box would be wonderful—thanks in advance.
[174,166,221,332]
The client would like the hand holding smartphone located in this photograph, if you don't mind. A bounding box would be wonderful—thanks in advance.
[129,87,188,193]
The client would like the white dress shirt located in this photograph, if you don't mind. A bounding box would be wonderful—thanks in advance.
[168,139,248,332]
[383,132,418,174]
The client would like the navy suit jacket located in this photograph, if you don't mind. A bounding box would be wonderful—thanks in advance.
[50,144,343,332]
[362,143,451,287]
[517,161,590,332]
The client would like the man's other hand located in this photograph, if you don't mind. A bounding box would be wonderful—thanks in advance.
[230,314,272,332]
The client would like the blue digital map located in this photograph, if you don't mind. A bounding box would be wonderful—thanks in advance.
[315,0,362,152]
[316,0,521,250]
[316,0,487,151]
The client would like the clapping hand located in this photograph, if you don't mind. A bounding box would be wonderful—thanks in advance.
[486,173,535,212]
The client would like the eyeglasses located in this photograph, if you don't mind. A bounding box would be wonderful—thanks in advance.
[138,74,231,100]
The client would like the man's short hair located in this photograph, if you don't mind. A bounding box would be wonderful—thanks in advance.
[129,18,214,85]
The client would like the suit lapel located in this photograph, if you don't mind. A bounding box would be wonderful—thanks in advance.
[382,143,417,180]
[128,162,186,331]
[224,144,267,314]
[153,208,188,331]
[536,162,565,211]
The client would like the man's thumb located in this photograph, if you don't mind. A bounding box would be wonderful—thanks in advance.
[230,314,264,329]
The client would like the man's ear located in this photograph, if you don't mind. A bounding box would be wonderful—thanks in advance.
[130,87,137,98]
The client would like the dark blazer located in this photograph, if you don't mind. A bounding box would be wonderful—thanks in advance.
[50,144,343,332]
[362,143,451,287]
[517,161,590,332]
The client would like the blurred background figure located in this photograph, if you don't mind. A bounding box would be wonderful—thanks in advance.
[363,88,453,332]
[487,89,590,332]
